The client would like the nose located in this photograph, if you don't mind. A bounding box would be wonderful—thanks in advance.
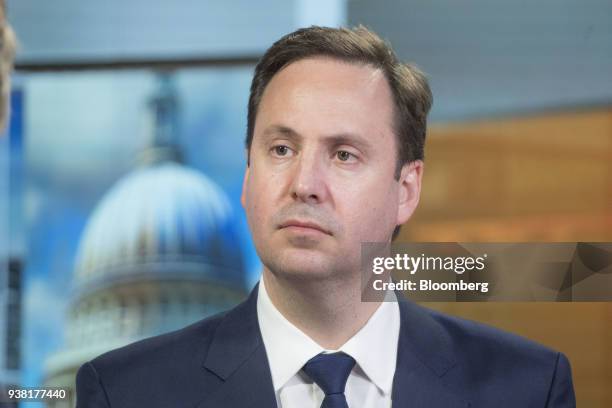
[289,149,329,204]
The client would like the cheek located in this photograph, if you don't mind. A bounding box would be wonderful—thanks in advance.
[245,169,280,223]
[245,181,265,222]
[337,180,398,239]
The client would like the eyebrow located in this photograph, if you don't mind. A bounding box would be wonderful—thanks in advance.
[261,124,374,152]
[262,125,301,142]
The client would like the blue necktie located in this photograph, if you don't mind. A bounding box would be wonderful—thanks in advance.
[302,352,356,408]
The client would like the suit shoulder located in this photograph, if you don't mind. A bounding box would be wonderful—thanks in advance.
[423,305,561,368]
[87,310,228,374]
[409,304,575,405]
[75,310,237,407]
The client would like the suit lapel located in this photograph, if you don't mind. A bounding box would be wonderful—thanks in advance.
[392,297,471,408]
[195,285,471,407]
[196,284,277,408]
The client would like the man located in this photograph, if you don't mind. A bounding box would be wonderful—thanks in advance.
[0,0,15,130]
[0,0,16,406]
[76,26,575,407]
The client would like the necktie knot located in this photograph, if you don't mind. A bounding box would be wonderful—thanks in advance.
[302,352,356,398]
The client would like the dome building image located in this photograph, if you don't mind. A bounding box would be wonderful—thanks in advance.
[43,74,247,407]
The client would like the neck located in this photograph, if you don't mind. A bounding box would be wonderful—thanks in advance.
[262,268,381,350]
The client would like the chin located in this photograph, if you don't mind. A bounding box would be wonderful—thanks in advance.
[285,234,326,249]
[266,248,339,281]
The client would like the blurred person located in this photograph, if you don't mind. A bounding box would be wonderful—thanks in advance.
[76,26,576,408]
[0,0,15,130]
[0,0,16,405]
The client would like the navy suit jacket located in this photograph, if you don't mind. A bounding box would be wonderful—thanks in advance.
[76,285,576,407]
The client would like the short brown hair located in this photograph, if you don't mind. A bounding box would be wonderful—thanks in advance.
[245,25,433,178]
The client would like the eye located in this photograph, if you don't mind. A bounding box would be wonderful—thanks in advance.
[271,144,293,157]
[275,145,288,156]
[336,150,356,162]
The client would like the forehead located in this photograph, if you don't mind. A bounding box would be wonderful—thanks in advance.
[255,57,396,144]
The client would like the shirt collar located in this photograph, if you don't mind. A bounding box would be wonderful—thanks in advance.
[256,278,400,396]
[339,290,399,396]
[257,278,324,392]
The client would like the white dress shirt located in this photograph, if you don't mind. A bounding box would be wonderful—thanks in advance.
[257,279,400,408]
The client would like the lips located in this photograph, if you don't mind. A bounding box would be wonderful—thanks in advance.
[279,219,331,235]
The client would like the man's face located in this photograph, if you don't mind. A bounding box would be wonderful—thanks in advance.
[242,57,422,281]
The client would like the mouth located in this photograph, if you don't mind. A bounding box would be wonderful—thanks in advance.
[279,219,332,236]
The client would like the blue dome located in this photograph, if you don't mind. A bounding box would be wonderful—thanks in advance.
[75,162,245,289]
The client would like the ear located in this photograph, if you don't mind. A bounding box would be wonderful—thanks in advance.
[396,160,424,225]
[241,150,250,209]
